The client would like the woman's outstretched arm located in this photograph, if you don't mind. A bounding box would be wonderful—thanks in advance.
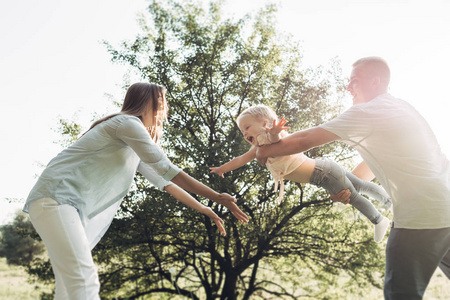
[171,171,249,223]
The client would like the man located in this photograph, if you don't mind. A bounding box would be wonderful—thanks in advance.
[256,57,450,299]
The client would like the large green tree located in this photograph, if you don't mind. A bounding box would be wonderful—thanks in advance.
[26,1,387,299]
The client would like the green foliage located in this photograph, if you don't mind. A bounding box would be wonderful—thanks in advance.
[26,0,386,299]
[98,1,384,299]
[0,211,44,266]
[55,118,83,147]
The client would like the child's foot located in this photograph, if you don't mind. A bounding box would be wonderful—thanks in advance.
[374,216,390,243]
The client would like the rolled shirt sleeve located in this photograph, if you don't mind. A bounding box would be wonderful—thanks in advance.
[117,117,181,182]
[137,161,174,190]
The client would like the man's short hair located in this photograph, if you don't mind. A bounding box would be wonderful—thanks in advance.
[353,56,390,88]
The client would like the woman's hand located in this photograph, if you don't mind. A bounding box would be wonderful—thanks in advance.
[215,193,249,224]
[201,207,226,236]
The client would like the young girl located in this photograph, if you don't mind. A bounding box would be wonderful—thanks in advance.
[210,104,390,243]
[24,82,248,299]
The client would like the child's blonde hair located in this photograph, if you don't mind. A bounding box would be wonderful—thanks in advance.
[236,104,278,126]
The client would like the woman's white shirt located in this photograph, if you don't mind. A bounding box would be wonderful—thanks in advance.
[24,115,180,247]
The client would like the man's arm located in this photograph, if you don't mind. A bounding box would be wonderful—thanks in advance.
[256,127,339,165]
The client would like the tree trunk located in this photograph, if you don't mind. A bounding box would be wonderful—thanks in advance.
[220,273,238,300]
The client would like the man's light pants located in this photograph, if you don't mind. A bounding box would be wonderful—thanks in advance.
[29,198,100,300]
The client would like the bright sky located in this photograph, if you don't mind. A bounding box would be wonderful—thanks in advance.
[1,0,449,224]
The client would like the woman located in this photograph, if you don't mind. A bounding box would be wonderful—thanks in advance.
[23,82,248,299]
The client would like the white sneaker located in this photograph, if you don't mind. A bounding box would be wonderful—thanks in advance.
[374,216,390,243]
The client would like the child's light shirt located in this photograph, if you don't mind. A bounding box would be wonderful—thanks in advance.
[256,132,307,202]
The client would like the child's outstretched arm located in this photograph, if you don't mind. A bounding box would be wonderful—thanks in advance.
[266,118,290,143]
[209,146,257,178]
[164,183,226,236]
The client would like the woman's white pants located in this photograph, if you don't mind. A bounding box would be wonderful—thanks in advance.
[29,198,100,300]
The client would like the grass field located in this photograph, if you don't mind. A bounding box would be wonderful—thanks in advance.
[0,258,51,300]
[0,257,448,299]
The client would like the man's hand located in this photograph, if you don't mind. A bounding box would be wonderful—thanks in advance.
[215,193,249,223]
[330,189,351,204]
[255,146,268,167]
